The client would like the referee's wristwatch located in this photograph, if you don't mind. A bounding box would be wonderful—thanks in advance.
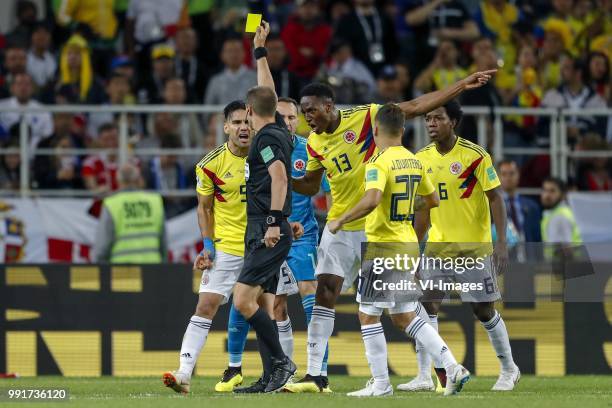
[266,210,283,227]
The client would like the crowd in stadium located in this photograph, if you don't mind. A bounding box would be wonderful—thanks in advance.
[0,0,610,197]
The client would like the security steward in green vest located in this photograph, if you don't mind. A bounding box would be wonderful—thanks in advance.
[94,164,167,263]
[540,177,582,264]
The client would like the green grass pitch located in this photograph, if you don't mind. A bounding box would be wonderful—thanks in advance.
[1,376,611,408]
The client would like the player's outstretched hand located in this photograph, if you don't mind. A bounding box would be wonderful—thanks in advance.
[328,220,342,234]
[264,225,281,248]
[462,69,497,90]
[194,251,213,271]
[254,20,270,48]
[290,222,304,240]
[493,240,509,275]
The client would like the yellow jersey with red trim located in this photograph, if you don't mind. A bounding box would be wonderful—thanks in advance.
[306,104,380,231]
[195,143,247,257]
[364,146,435,243]
[416,137,500,250]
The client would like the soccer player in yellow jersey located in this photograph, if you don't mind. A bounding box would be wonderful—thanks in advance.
[397,100,520,393]
[162,100,252,394]
[325,104,470,397]
[285,69,497,392]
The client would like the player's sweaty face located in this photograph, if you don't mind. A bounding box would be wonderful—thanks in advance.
[300,96,331,134]
[277,101,299,134]
[425,107,453,142]
[225,109,251,148]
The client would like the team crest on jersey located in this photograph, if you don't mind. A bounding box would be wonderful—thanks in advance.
[449,162,463,175]
[294,159,306,171]
[343,130,357,144]
[245,163,250,181]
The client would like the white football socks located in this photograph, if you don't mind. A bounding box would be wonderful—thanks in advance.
[306,306,335,376]
[406,316,457,373]
[415,304,432,378]
[481,311,515,371]
[276,318,294,359]
[428,314,444,370]
[361,323,390,388]
[178,315,211,376]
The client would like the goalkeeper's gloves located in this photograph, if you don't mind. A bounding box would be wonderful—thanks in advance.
[201,237,216,260]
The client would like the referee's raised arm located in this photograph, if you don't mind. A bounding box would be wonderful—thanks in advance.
[253,20,275,91]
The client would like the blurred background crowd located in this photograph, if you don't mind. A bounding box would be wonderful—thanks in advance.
[0,0,610,215]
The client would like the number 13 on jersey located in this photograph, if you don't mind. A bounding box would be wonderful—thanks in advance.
[331,153,352,173]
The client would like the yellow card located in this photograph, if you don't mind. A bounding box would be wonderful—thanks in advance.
[245,13,262,33]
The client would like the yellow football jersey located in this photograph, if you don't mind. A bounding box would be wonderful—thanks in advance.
[364,146,434,243]
[195,143,247,257]
[306,104,380,230]
[416,137,500,252]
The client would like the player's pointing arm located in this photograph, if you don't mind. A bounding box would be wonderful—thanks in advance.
[398,70,497,119]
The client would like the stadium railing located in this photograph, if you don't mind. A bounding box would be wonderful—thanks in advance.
[0,105,610,197]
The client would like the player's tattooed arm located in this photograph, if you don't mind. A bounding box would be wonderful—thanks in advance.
[413,195,426,212]
[413,191,439,241]
[328,189,382,234]
[398,70,497,118]
[414,208,430,243]
[293,168,325,196]
[413,191,439,212]
[255,21,275,91]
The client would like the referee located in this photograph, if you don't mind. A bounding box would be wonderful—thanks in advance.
[232,85,296,393]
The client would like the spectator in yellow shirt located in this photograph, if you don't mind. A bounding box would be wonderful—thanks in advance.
[474,0,521,70]
[56,0,118,78]
[413,40,467,94]
[539,19,572,91]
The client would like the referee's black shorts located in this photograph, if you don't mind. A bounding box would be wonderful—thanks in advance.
[238,217,292,293]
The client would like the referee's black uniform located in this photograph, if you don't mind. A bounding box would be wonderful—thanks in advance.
[238,112,294,293]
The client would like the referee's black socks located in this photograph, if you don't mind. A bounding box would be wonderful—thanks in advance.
[248,308,286,364]
[255,322,278,380]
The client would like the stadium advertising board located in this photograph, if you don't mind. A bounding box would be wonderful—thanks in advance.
[1,264,610,377]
